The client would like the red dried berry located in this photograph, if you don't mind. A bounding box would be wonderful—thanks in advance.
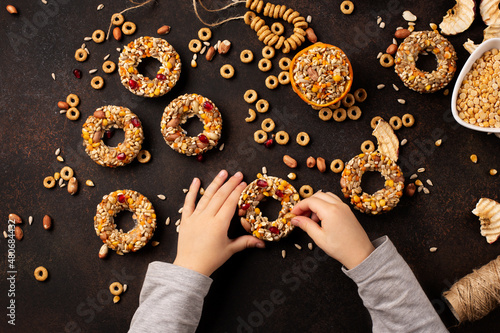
[275,190,284,198]
[203,101,213,111]
[196,155,204,162]
[117,153,126,160]
[264,139,274,148]
[105,129,114,139]
[241,203,250,210]
[73,69,82,79]
[131,118,141,127]
[269,227,279,235]
[257,180,268,187]
[198,134,209,143]
[156,74,166,80]
[129,79,138,89]
[117,194,126,203]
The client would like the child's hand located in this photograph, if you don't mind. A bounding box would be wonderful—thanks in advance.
[290,192,375,269]
[173,170,265,276]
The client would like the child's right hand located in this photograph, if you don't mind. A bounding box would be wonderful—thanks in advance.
[290,192,375,270]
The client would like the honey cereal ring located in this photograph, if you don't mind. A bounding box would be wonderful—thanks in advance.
[389,116,403,130]
[333,108,347,122]
[60,166,74,181]
[66,108,80,121]
[294,21,308,30]
[380,53,394,67]
[258,58,272,72]
[262,46,276,59]
[341,152,404,215]
[258,29,272,42]
[290,34,302,48]
[263,3,271,16]
[283,8,294,21]
[250,0,259,11]
[278,71,290,85]
[271,22,285,36]
[43,176,56,189]
[254,129,268,143]
[245,109,257,122]
[112,13,125,26]
[245,0,253,8]
[102,60,116,74]
[275,36,285,50]
[122,21,136,35]
[371,116,383,129]
[293,32,305,43]
[340,1,354,14]
[256,0,264,13]
[278,57,291,70]
[402,113,415,127]
[265,75,279,89]
[83,105,144,167]
[279,4,287,17]
[342,93,355,107]
[75,48,88,62]
[240,49,254,63]
[239,174,299,241]
[261,118,275,132]
[95,189,157,254]
[319,108,333,121]
[330,159,344,173]
[34,266,48,281]
[92,29,105,43]
[394,30,457,93]
[294,27,306,36]
[256,99,269,113]
[110,282,123,296]
[299,185,314,198]
[66,94,80,107]
[91,76,105,90]
[276,130,289,145]
[282,40,291,54]
[244,11,256,25]
[353,88,367,103]
[361,140,375,153]
[161,94,222,156]
[347,106,362,120]
[119,37,181,97]
[189,39,202,53]
[244,89,258,104]
[273,4,281,19]
[287,11,300,23]
[296,132,310,146]
[257,25,270,37]
[263,32,276,45]
[198,28,212,41]
[251,17,264,31]
[220,64,235,79]
[329,100,342,110]
[137,150,151,163]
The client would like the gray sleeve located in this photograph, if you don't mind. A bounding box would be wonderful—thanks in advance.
[342,236,448,333]
[128,261,213,333]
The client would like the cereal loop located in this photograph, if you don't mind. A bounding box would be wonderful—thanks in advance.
[389,116,403,130]
[66,94,80,107]
[34,266,48,281]
[43,176,56,189]
[329,100,341,110]
[276,131,289,145]
[220,64,235,79]
[92,29,105,43]
[95,190,157,254]
[188,39,202,53]
[261,118,275,132]
[353,88,367,103]
[110,282,123,296]
[330,159,344,173]
[254,129,268,143]
[342,93,355,108]
[66,108,80,121]
[112,13,125,26]
[256,99,269,113]
[75,48,88,62]
[265,75,279,89]
[102,61,116,74]
[347,106,362,120]
[244,89,258,104]
[240,50,254,63]
[402,114,415,127]
[122,22,136,35]
[91,76,105,90]
[296,132,310,146]
[361,140,375,153]
[258,58,272,72]
[60,166,74,181]
[137,150,151,163]
[380,54,394,67]
[300,185,314,198]
[319,108,332,121]
[278,57,291,70]
[340,1,354,14]
[262,46,276,59]
[371,116,383,129]
[333,108,347,122]
[278,71,290,85]
[271,22,285,36]
[198,27,212,41]
[246,109,257,122]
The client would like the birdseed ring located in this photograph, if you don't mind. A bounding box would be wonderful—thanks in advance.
[119,36,181,98]
[341,152,404,215]
[82,105,144,168]
[161,93,222,156]
[94,189,157,255]
[238,175,299,241]
[394,30,457,93]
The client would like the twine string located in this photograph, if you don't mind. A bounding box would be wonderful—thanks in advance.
[198,0,245,12]
[192,0,245,27]
[106,0,155,40]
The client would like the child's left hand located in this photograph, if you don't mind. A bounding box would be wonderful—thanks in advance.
[173,170,265,276]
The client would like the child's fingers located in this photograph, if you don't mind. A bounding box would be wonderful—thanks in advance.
[290,216,324,244]
[323,192,343,203]
[291,196,329,220]
[182,177,200,219]
[227,235,265,254]
[310,212,320,223]
[205,172,244,216]
[195,170,228,212]
[310,192,338,205]
[216,181,246,222]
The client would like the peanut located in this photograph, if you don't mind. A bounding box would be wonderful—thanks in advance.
[305,28,317,43]
[394,28,410,39]
[206,46,216,61]
[283,155,297,168]
[68,177,78,195]
[58,101,69,110]
[405,183,416,197]
[113,27,122,41]
[316,157,326,173]
[99,244,109,259]
[9,213,22,224]
[306,156,316,168]
[92,131,102,143]
[218,40,231,54]
[386,44,397,55]
[157,25,171,35]
[94,110,105,118]
[6,5,18,14]
[43,215,52,230]
[15,226,23,241]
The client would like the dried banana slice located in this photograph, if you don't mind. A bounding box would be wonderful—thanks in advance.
[372,120,399,162]
[472,198,500,244]
[480,0,500,26]
[484,24,500,40]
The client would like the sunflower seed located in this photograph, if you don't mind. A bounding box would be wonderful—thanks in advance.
[200,46,206,55]
[203,41,210,46]
[176,225,180,233]
[423,187,430,194]
[401,138,407,146]
[60,183,66,188]
[392,84,399,91]
[85,47,90,55]
[104,54,110,61]
[306,15,312,23]
[377,84,385,89]
[402,10,417,22]
[429,247,437,252]
[418,186,423,192]
[417,167,425,173]
[183,188,188,193]
[379,22,385,29]
[59,178,64,187]
[123,284,128,292]
[376,16,382,24]
[397,98,406,104]
[157,194,166,200]
[308,242,313,250]
[97,4,104,10]
[193,53,198,61]
[81,43,86,49]
[199,187,205,195]
[165,217,171,225]
[294,244,302,250]
[42,0,47,5]
[393,38,397,45]
[29,216,33,225]
[51,73,56,80]
[89,69,98,74]
[55,148,60,155]
[151,241,159,247]
[281,250,286,259]
[410,174,418,180]
[262,166,267,175]
[377,52,383,59]
[3,231,7,238]
[84,36,92,41]
[116,48,121,52]
[59,110,67,114]
[426,179,433,186]
[175,219,181,226]
[219,143,225,151]
[178,207,183,214]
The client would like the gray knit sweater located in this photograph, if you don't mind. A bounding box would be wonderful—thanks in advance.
[129,236,447,332]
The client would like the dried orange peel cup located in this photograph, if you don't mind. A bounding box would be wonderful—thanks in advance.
[289,42,353,108]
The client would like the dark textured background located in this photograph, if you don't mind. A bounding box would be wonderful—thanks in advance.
[1,0,499,332]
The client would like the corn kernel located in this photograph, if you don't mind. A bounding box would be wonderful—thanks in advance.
[54,172,60,180]
[287,173,296,180]
[415,179,423,186]
[127,67,134,73]
[333,75,342,82]
[255,208,261,214]
[470,154,478,163]
[490,169,498,176]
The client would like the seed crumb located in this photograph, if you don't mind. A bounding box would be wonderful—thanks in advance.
[306,15,312,23]
[443,89,449,96]
[262,166,267,175]
[308,242,313,250]
[430,23,438,30]
[417,167,425,173]
[183,188,188,193]
[281,250,286,259]
[379,22,385,29]
[97,4,104,11]
[392,84,399,91]
[176,225,180,233]
[165,217,171,225]
[116,48,121,52]
[104,54,110,61]
[89,69,98,74]
[397,98,406,104]
[377,84,385,89]
[219,143,225,151]
[429,247,438,253]
[29,216,33,225]
[157,194,166,200]
[294,244,302,250]
[151,241,160,247]
[55,148,61,155]
[410,174,418,180]
[376,16,382,24]
[3,231,8,238]
[377,52,383,59]
[426,179,433,186]
[59,110,67,114]
[123,284,128,292]
[51,73,56,80]
[401,138,407,146]
[84,37,92,41]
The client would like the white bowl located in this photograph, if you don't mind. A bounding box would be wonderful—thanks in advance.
[451,38,500,134]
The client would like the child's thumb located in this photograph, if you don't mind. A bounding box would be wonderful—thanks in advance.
[291,216,323,243]
[229,235,266,254]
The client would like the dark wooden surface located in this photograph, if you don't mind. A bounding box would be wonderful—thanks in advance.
[1,0,499,332]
